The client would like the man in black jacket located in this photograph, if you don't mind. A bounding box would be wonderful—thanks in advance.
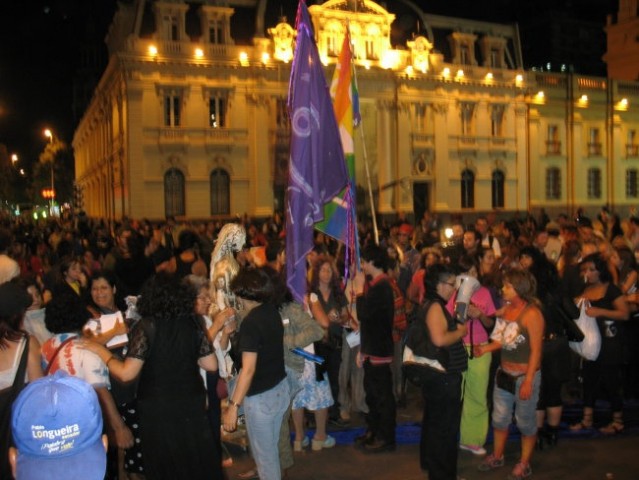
[353,244,397,453]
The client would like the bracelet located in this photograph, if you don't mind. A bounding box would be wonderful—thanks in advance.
[228,399,241,409]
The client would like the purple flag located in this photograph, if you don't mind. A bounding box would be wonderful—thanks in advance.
[286,0,348,304]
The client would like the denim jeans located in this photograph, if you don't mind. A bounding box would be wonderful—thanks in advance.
[492,369,541,436]
[244,378,290,480]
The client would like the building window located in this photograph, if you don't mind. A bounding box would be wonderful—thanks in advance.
[460,44,471,64]
[545,167,561,200]
[210,168,230,215]
[162,15,179,41]
[587,167,602,199]
[414,104,427,133]
[491,169,505,208]
[365,39,377,60]
[276,98,289,129]
[546,124,561,154]
[461,169,475,208]
[209,21,223,44]
[627,169,638,198]
[460,103,475,136]
[209,97,226,128]
[325,24,341,57]
[627,130,638,157]
[491,105,505,137]
[588,128,602,156]
[490,48,501,68]
[164,95,181,127]
[164,168,185,217]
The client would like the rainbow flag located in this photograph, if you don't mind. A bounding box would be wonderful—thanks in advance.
[316,28,360,263]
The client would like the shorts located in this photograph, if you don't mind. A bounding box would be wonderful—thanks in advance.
[492,369,541,436]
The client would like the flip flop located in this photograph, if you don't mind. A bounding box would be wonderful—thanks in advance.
[237,469,259,480]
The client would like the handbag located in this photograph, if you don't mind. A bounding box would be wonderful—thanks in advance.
[569,299,601,361]
[402,301,447,387]
[1,336,30,479]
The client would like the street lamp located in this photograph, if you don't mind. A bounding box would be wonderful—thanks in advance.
[43,129,55,215]
[11,154,18,165]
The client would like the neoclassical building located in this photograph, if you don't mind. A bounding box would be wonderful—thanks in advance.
[73,0,639,222]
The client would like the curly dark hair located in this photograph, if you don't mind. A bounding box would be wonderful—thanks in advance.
[45,290,92,334]
[309,255,346,305]
[137,273,197,323]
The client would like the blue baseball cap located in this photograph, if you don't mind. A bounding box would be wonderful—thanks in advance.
[11,371,106,480]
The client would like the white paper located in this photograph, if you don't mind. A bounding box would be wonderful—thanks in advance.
[345,330,360,348]
[86,311,128,349]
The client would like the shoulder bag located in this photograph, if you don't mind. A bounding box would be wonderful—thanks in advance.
[1,335,30,479]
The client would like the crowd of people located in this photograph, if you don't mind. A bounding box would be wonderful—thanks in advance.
[0,206,638,479]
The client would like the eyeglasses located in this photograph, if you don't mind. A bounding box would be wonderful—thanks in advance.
[197,294,211,302]
[441,280,456,287]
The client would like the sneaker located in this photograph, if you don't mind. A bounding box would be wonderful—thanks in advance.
[507,462,532,480]
[460,444,487,455]
[477,453,505,472]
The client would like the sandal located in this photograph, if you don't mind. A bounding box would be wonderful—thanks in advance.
[569,414,593,431]
[600,421,624,435]
[237,469,259,480]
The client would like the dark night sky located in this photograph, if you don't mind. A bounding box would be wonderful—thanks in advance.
[0,0,618,171]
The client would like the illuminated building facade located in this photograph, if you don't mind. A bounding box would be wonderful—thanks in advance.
[73,0,639,222]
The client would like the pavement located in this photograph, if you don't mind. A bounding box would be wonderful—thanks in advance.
[223,385,639,480]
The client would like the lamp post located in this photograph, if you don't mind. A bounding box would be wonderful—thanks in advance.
[43,129,55,215]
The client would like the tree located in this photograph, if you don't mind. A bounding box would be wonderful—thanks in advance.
[36,138,75,205]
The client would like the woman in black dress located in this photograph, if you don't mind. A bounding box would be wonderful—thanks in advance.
[82,273,226,479]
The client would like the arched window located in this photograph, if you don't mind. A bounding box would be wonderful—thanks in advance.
[461,169,475,209]
[545,167,561,200]
[587,167,602,199]
[210,168,230,215]
[491,169,505,208]
[164,168,185,217]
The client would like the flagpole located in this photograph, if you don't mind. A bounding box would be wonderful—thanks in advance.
[352,65,379,245]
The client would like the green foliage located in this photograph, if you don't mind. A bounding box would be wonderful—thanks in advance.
[35,139,75,204]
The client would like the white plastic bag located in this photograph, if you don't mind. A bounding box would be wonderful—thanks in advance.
[569,299,601,361]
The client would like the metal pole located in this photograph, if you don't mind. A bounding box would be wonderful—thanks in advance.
[50,159,54,215]
[352,64,379,245]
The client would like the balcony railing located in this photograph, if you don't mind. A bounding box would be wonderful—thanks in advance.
[627,144,639,157]
[588,142,602,156]
[546,140,561,155]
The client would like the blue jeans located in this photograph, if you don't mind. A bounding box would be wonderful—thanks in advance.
[492,369,541,436]
[244,378,290,480]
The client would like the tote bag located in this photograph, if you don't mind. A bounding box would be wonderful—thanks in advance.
[568,299,601,361]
